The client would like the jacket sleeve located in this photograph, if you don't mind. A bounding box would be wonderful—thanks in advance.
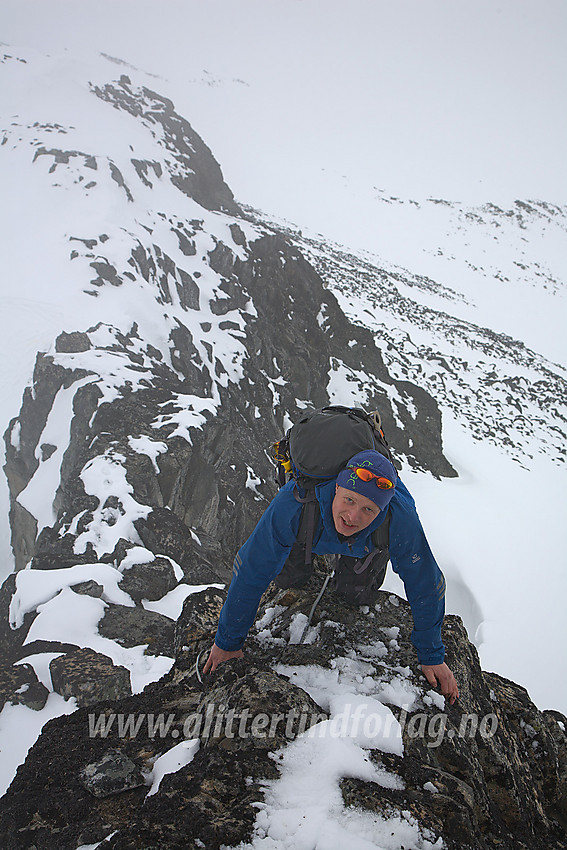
[214,485,302,651]
[388,479,446,666]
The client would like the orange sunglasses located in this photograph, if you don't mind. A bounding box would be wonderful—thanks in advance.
[350,466,394,489]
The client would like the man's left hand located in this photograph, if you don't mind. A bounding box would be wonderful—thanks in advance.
[421,662,459,705]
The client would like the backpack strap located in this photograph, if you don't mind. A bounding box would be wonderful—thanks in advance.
[274,490,321,589]
[294,486,320,565]
[371,506,391,554]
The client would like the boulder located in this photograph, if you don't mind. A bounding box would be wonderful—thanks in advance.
[174,587,226,654]
[0,662,49,711]
[50,648,131,706]
[70,580,104,598]
[118,556,178,603]
[98,604,175,658]
[79,749,145,798]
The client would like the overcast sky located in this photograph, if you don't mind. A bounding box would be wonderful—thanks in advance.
[3,0,567,233]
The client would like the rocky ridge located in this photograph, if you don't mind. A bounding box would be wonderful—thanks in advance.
[0,573,566,849]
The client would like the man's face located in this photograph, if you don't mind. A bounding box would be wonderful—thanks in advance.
[331,485,380,536]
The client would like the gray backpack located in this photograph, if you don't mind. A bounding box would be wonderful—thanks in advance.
[272,406,394,604]
[273,405,394,488]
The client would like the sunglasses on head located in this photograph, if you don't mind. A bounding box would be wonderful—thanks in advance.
[349,466,394,489]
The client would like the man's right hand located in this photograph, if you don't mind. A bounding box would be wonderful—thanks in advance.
[202,642,244,674]
[420,662,459,705]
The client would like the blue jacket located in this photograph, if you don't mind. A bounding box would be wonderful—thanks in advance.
[215,476,446,665]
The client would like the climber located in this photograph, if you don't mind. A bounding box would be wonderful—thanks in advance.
[203,449,459,704]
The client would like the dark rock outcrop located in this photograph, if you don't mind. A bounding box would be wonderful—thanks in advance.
[0,577,565,849]
[91,76,241,216]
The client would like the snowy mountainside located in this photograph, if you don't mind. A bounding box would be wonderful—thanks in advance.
[267,215,567,470]
[0,45,565,684]
[296,186,567,367]
[0,47,467,808]
[0,47,451,725]
[0,48,455,573]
